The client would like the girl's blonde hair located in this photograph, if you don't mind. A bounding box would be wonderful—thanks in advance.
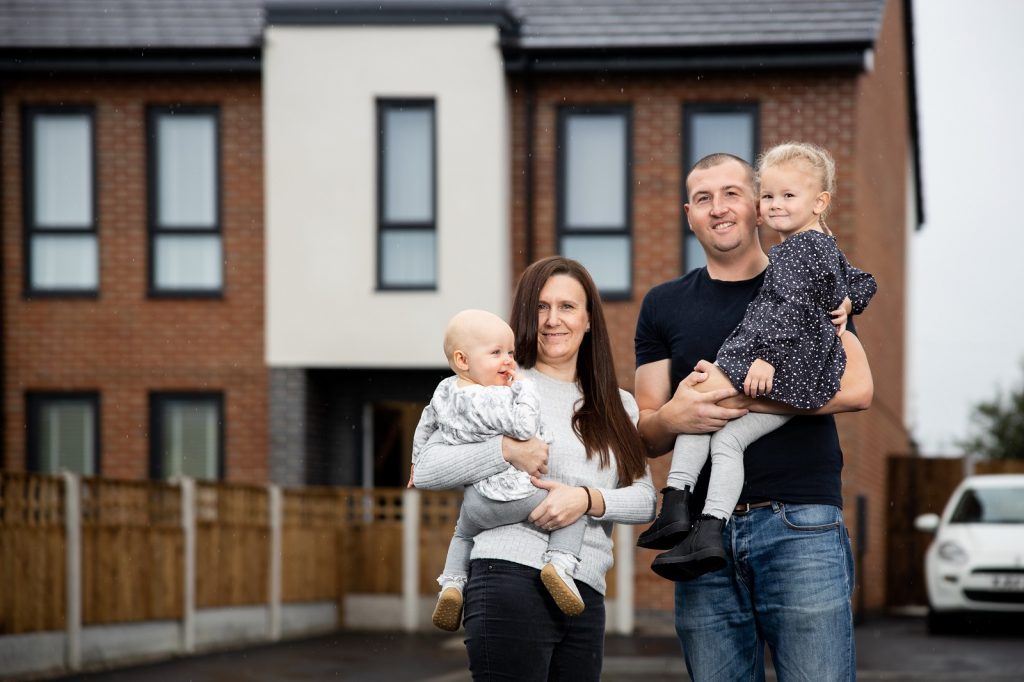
[756,141,836,227]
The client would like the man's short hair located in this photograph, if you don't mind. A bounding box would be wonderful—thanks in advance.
[685,153,756,201]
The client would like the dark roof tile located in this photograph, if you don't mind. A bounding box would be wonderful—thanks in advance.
[0,0,887,50]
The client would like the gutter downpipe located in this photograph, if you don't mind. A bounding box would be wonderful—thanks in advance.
[523,59,535,267]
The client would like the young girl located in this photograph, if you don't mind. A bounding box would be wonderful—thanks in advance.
[409,309,588,631]
[638,142,877,581]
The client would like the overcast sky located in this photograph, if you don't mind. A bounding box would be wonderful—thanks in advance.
[907,0,1024,454]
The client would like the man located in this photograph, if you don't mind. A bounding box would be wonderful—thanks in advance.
[634,153,872,681]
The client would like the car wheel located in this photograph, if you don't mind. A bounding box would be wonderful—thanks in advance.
[927,607,961,635]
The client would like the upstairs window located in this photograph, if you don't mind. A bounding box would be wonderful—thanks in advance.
[682,104,759,273]
[23,107,98,295]
[377,100,436,290]
[558,107,632,299]
[148,106,222,295]
[27,392,99,475]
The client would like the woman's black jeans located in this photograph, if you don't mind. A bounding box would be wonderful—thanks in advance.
[464,559,605,681]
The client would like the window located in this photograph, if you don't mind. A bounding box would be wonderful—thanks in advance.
[377,100,436,290]
[23,107,98,295]
[557,107,632,299]
[150,393,223,481]
[26,393,100,475]
[682,104,759,273]
[147,106,222,295]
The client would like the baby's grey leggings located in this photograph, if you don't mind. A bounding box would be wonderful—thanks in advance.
[439,486,586,582]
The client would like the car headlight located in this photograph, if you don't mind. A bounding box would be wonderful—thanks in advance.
[937,541,968,564]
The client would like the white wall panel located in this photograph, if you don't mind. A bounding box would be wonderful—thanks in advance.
[264,25,510,367]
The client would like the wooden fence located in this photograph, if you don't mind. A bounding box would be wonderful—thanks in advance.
[81,478,182,625]
[886,456,1024,608]
[0,474,65,634]
[0,472,460,637]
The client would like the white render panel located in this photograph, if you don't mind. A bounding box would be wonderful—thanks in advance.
[264,25,510,367]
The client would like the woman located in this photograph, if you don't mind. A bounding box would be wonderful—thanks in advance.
[414,256,655,681]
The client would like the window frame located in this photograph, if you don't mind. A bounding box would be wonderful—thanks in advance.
[26,391,102,476]
[376,98,438,292]
[146,105,224,299]
[556,105,634,301]
[148,391,225,481]
[680,103,760,274]
[21,105,100,299]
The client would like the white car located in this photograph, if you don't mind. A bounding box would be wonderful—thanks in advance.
[914,474,1024,634]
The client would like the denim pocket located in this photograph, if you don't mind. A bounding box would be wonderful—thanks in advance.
[779,503,841,532]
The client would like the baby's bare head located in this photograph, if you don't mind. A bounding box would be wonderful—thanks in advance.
[444,309,511,363]
[443,310,516,385]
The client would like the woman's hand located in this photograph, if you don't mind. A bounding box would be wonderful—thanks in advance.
[527,477,588,530]
[502,436,548,477]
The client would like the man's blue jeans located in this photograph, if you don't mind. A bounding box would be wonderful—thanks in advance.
[674,503,855,682]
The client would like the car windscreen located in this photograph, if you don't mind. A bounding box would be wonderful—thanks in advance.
[949,487,1024,524]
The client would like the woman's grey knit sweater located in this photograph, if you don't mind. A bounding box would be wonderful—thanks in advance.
[413,367,656,595]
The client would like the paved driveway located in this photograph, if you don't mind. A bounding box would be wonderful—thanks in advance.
[56,616,1024,682]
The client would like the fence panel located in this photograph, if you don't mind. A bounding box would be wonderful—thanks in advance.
[81,478,183,625]
[0,473,65,634]
[886,456,964,607]
[419,491,461,594]
[975,459,1024,475]
[281,487,342,603]
[195,483,269,608]
[338,488,403,594]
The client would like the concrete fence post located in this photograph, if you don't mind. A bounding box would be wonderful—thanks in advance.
[614,523,635,634]
[180,477,196,653]
[402,488,420,632]
[268,484,283,641]
[62,472,81,671]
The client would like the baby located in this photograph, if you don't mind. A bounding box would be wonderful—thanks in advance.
[410,309,587,631]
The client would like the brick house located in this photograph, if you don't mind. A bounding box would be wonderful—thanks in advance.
[0,1,267,483]
[263,0,919,617]
[2,0,919,619]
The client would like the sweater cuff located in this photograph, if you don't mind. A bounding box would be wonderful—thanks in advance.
[595,484,656,525]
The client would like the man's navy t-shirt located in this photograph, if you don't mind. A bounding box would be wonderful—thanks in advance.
[635,267,845,510]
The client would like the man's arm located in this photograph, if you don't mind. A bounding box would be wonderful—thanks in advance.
[635,359,748,458]
[717,331,873,415]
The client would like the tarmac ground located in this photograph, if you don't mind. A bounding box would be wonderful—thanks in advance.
[51,614,1024,682]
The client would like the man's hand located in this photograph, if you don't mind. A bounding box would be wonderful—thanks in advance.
[830,296,853,335]
[660,364,746,434]
[743,358,775,398]
[502,436,548,477]
[636,358,748,455]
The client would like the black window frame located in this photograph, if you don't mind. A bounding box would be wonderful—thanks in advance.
[26,391,102,475]
[376,98,438,292]
[681,103,760,274]
[149,391,225,481]
[21,105,100,299]
[556,105,634,301]
[146,105,224,299]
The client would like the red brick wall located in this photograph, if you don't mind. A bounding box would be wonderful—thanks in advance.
[510,30,912,612]
[842,0,915,611]
[2,74,267,483]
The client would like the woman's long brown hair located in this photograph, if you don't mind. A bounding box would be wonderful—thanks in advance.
[510,257,647,486]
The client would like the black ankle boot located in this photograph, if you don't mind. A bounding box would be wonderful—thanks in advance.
[636,486,693,550]
[650,514,727,582]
